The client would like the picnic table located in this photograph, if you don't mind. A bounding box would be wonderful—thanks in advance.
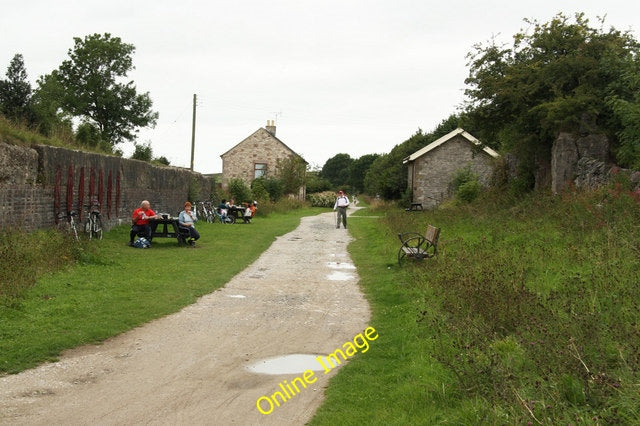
[150,216,181,239]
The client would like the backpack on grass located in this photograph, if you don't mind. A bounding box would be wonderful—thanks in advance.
[134,237,151,248]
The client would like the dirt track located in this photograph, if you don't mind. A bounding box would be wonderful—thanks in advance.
[0,210,370,425]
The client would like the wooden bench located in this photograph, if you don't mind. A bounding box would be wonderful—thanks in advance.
[405,203,423,211]
[397,224,440,265]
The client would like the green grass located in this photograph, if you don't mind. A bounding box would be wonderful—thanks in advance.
[0,207,323,374]
[311,187,640,425]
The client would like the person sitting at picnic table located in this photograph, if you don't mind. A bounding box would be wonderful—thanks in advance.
[129,200,158,246]
[178,201,200,245]
[242,201,253,223]
[218,199,229,218]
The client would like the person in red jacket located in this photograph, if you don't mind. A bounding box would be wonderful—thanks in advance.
[129,200,158,246]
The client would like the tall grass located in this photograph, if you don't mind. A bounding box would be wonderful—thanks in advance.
[0,229,94,307]
[312,185,640,424]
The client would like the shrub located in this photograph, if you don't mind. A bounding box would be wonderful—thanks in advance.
[451,166,483,203]
[227,178,252,203]
[457,180,483,203]
[307,191,336,208]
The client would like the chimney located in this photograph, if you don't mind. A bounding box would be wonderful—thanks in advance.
[265,120,276,136]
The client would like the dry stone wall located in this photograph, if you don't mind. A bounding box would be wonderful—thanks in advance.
[0,140,213,232]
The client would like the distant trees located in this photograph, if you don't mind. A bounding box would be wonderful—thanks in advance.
[318,152,380,194]
[364,115,461,199]
[321,153,353,189]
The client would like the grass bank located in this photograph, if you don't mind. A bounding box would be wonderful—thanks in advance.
[311,188,640,424]
[0,207,322,374]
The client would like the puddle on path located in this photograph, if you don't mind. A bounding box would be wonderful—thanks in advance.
[326,262,356,270]
[226,294,246,298]
[246,354,325,375]
[327,271,355,281]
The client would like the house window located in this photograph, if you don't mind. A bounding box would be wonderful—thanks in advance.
[254,163,267,179]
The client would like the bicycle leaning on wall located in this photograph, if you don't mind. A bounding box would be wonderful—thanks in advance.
[57,210,80,241]
[84,198,103,240]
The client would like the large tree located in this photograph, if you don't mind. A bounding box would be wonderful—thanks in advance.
[321,153,353,189]
[0,53,32,121]
[464,13,640,180]
[56,33,158,145]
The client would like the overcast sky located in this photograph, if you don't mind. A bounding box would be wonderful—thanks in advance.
[2,1,639,173]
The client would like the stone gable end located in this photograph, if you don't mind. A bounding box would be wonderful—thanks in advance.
[221,128,298,187]
[409,134,496,208]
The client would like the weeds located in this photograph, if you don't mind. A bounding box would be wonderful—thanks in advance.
[314,183,640,424]
[0,229,94,307]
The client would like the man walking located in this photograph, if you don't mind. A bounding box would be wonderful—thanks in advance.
[333,190,350,229]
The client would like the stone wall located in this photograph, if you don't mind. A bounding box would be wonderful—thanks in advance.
[409,135,496,208]
[0,141,213,232]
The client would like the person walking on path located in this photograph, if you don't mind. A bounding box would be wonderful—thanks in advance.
[333,190,350,229]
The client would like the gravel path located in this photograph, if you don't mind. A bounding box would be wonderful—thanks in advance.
[0,210,370,425]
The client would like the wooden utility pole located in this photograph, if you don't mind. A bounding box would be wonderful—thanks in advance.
[190,93,196,171]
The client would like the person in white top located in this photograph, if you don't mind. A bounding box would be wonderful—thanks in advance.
[333,190,350,229]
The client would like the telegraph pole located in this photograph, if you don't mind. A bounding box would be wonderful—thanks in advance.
[190,93,196,171]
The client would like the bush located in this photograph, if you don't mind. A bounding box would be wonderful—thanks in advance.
[307,191,336,208]
[452,166,483,203]
[227,178,252,203]
[457,180,483,203]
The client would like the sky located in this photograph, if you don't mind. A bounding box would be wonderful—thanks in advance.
[1,0,639,173]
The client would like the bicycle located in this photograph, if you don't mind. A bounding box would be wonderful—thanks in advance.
[213,207,235,224]
[84,201,103,240]
[196,201,215,223]
[57,210,79,241]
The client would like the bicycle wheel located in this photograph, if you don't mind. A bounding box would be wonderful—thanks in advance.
[91,214,103,240]
[69,217,79,241]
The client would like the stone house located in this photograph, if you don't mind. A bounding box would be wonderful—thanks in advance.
[403,128,499,208]
[220,121,306,198]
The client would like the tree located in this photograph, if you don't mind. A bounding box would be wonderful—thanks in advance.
[31,71,71,137]
[131,141,153,162]
[350,154,380,194]
[0,53,32,121]
[276,155,307,196]
[464,13,640,181]
[56,33,158,145]
[305,170,332,194]
[320,153,353,188]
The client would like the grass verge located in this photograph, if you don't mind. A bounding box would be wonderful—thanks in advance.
[311,187,640,424]
[0,207,322,374]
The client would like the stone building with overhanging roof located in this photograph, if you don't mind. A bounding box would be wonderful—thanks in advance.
[403,128,500,209]
[220,120,306,198]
